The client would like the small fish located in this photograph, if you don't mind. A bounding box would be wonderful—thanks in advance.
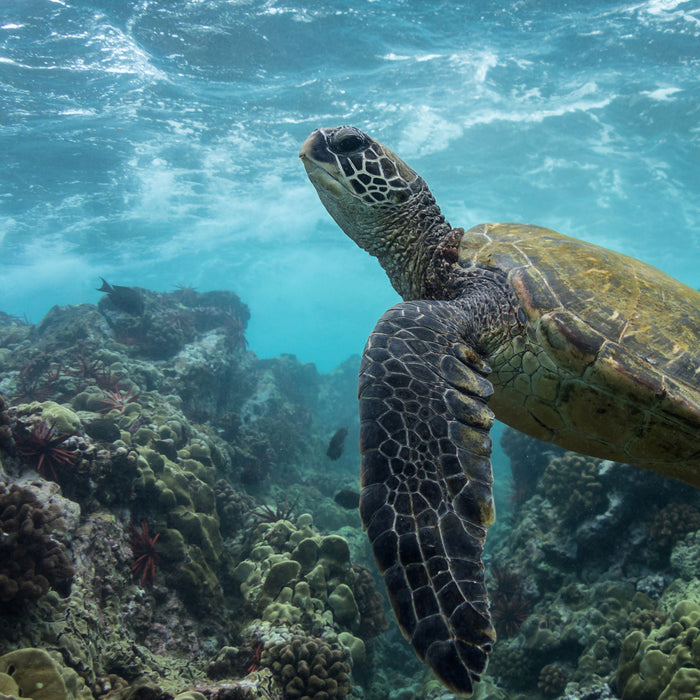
[326,427,348,460]
[334,489,360,510]
[97,278,145,315]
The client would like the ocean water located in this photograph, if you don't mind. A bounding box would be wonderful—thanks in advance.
[1,4,700,697]
[1,0,699,373]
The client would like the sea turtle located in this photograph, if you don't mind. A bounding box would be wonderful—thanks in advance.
[300,126,700,695]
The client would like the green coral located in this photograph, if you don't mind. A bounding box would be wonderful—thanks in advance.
[261,634,352,699]
[233,513,366,641]
[538,452,606,522]
[328,583,360,629]
[617,600,700,700]
[0,648,91,700]
[126,411,228,602]
[14,401,82,434]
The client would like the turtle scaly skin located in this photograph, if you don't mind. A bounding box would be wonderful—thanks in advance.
[300,126,700,696]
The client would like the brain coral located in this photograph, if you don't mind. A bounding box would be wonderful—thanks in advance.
[0,484,74,605]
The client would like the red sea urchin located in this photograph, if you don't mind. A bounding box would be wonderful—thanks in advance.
[14,421,77,482]
[129,520,161,586]
[491,592,533,638]
[489,566,534,638]
[98,387,141,414]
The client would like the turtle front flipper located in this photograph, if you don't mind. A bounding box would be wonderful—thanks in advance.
[359,300,497,696]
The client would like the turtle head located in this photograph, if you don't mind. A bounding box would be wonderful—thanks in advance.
[301,126,450,298]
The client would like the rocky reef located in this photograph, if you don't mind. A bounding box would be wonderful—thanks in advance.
[1,291,699,700]
[0,289,378,700]
[482,427,700,699]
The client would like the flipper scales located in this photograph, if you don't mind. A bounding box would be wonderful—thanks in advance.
[358,300,497,696]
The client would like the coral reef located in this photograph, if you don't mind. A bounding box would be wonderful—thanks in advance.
[626,607,668,634]
[537,663,568,697]
[538,452,607,523]
[8,287,698,700]
[649,502,700,559]
[98,287,250,360]
[233,512,366,645]
[617,600,700,699]
[0,290,373,699]
[129,519,161,586]
[485,432,700,698]
[0,647,92,700]
[0,484,74,606]
[0,392,12,449]
[13,420,78,482]
[351,564,388,639]
[261,634,351,699]
[214,479,256,537]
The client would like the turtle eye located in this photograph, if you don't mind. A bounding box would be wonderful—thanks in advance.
[329,128,367,155]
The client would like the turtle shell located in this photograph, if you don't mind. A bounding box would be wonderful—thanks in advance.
[458,222,700,485]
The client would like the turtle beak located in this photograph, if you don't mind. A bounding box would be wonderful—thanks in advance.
[299,131,320,169]
[299,132,315,161]
[300,129,349,199]
[299,129,338,168]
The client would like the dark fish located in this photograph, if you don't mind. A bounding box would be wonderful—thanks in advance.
[97,278,144,315]
[326,427,348,460]
[334,489,360,510]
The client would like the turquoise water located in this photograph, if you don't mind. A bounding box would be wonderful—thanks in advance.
[1,0,698,372]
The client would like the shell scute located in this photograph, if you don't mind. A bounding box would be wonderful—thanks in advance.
[537,311,605,375]
[508,266,560,318]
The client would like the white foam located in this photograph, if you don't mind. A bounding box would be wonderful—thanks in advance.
[58,108,98,116]
[0,56,34,68]
[641,86,683,100]
[625,0,700,28]
[447,49,500,83]
[398,106,463,158]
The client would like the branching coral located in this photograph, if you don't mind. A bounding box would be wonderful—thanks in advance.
[214,479,256,537]
[538,452,607,523]
[649,502,700,556]
[351,564,388,639]
[0,484,74,605]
